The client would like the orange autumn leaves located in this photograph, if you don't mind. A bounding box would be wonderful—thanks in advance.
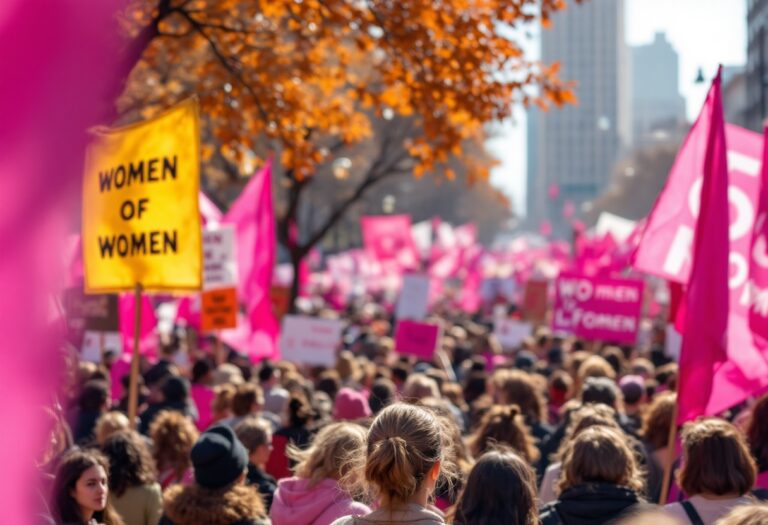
[119,0,578,181]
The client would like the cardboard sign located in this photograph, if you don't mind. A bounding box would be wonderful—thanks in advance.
[82,98,203,293]
[552,273,644,343]
[396,273,430,320]
[62,288,119,332]
[281,315,345,366]
[203,224,237,290]
[494,319,532,349]
[201,288,238,331]
[523,280,548,322]
[394,320,442,360]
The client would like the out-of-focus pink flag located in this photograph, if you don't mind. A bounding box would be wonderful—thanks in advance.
[361,215,420,270]
[548,183,560,201]
[458,246,484,312]
[750,126,768,339]
[539,220,552,238]
[223,159,279,360]
[677,70,749,423]
[119,293,158,358]
[200,192,222,225]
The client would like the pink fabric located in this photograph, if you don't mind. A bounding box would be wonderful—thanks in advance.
[458,245,483,312]
[333,387,372,421]
[223,159,279,360]
[191,383,215,431]
[270,477,371,525]
[756,471,768,489]
[119,292,158,358]
[676,71,734,423]
[175,295,201,330]
[361,215,420,271]
[751,125,768,339]
[199,192,222,225]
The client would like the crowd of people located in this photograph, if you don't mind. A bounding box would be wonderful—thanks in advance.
[38,303,768,525]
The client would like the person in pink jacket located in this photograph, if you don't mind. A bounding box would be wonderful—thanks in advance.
[270,422,370,525]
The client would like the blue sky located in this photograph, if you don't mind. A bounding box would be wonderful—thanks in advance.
[487,0,748,217]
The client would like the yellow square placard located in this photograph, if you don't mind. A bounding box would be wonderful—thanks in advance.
[82,98,202,293]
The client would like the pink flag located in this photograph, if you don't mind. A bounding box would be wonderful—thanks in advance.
[361,215,420,270]
[458,246,484,312]
[223,159,279,360]
[199,192,222,225]
[548,183,560,201]
[119,293,158,358]
[750,125,768,339]
[677,70,744,422]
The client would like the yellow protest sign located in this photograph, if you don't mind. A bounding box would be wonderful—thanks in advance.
[82,98,202,293]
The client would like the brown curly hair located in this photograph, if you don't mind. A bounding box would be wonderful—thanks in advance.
[467,404,539,463]
[641,392,676,451]
[148,411,198,482]
[101,431,157,497]
[491,369,547,423]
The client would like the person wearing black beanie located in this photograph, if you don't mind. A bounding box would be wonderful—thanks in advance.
[159,425,271,525]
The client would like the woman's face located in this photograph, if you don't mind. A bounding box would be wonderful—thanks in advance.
[70,464,108,517]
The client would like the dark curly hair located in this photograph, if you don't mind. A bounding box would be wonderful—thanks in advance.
[101,431,157,497]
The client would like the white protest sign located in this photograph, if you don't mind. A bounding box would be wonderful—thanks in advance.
[396,273,430,320]
[494,319,532,349]
[203,224,237,290]
[81,331,122,363]
[281,315,345,366]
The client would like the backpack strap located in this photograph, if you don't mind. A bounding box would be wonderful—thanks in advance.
[680,501,705,525]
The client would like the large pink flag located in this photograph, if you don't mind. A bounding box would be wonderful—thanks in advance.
[361,215,420,270]
[750,126,768,339]
[223,159,279,360]
[119,292,158,358]
[676,70,730,422]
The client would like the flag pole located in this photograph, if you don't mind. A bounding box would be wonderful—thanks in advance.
[127,283,143,428]
[659,400,680,505]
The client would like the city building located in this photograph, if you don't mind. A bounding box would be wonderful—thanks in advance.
[747,0,768,131]
[631,32,687,142]
[526,0,630,237]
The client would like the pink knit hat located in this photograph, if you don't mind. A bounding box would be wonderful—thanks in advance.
[333,387,372,421]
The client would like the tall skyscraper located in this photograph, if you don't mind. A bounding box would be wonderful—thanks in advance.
[632,32,686,141]
[526,0,630,237]
[747,0,768,132]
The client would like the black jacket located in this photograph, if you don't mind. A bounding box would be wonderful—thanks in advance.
[246,464,277,512]
[539,483,642,525]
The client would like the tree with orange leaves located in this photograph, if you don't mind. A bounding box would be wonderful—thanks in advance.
[114,0,580,304]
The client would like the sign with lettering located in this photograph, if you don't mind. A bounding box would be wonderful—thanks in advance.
[523,280,549,323]
[396,273,430,320]
[494,319,532,349]
[201,288,238,331]
[82,98,202,293]
[203,224,237,290]
[281,315,345,366]
[62,288,119,332]
[394,320,442,360]
[553,273,644,343]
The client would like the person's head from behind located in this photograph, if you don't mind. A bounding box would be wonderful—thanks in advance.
[285,391,314,428]
[191,358,214,385]
[453,448,537,525]
[716,503,768,525]
[52,448,122,525]
[641,392,676,451]
[190,425,250,491]
[232,383,264,418]
[576,355,617,393]
[558,426,642,495]
[160,375,190,405]
[490,369,546,423]
[556,403,620,461]
[290,421,366,489]
[235,416,273,469]
[402,373,441,402]
[78,380,110,413]
[747,392,768,469]
[369,377,396,415]
[94,411,130,446]
[580,376,621,410]
[257,360,279,388]
[467,404,539,463]
[149,410,198,476]
[678,418,756,497]
[363,403,449,507]
[101,431,156,497]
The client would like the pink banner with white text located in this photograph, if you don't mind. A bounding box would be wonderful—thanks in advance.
[553,273,644,343]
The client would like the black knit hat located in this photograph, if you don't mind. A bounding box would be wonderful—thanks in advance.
[191,425,248,489]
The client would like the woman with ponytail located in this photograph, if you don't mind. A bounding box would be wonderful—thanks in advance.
[331,403,453,525]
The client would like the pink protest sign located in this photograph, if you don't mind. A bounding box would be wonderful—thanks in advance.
[553,273,644,343]
[394,320,442,360]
